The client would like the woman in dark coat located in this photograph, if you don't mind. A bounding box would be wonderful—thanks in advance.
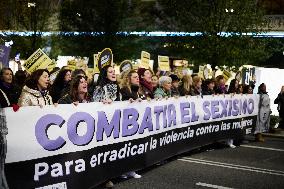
[0,68,21,108]
[274,86,284,129]
[227,79,239,94]
[202,79,215,95]
[120,70,145,101]
[50,69,72,103]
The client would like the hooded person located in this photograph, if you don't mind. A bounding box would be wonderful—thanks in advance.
[137,68,154,99]
[93,65,120,102]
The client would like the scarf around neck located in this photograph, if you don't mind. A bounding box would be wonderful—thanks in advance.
[140,78,153,92]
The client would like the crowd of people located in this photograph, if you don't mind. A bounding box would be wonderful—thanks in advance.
[0,66,260,108]
[0,65,283,187]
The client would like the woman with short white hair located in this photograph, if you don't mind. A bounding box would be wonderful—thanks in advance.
[154,76,172,98]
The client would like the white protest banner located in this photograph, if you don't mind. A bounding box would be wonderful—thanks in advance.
[23,48,52,74]
[158,55,170,71]
[4,94,258,189]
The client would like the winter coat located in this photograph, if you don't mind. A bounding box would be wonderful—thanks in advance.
[178,85,190,96]
[58,94,92,104]
[93,83,120,102]
[274,92,284,118]
[189,87,201,96]
[171,87,180,97]
[139,84,154,99]
[120,85,145,101]
[0,82,21,108]
[202,88,215,96]
[50,82,70,103]
[154,87,171,98]
[18,86,53,107]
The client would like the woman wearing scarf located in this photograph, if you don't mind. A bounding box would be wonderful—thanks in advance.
[93,65,120,103]
[0,68,21,108]
[18,69,53,107]
[137,68,154,99]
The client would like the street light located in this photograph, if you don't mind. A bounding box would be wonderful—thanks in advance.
[225,8,234,13]
[27,2,36,7]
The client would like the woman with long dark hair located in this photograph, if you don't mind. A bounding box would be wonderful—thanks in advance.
[93,65,120,103]
[50,69,72,103]
[0,68,21,108]
[18,69,53,107]
[227,79,239,94]
[58,75,91,105]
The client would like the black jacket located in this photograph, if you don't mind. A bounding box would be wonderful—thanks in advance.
[0,82,21,108]
[50,83,70,103]
[121,85,145,101]
[274,93,284,117]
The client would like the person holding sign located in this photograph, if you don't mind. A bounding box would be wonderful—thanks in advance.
[58,75,91,105]
[18,69,53,107]
[137,68,154,99]
[93,65,120,103]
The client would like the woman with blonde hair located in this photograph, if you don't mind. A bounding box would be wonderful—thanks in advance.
[178,74,192,96]
[190,75,202,96]
[120,70,145,101]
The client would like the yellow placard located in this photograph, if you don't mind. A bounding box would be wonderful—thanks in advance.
[47,60,56,72]
[67,60,76,71]
[223,70,232,81]
[23,48,52,74]
[93,54,100,73]
[158,55,170,71]
[140,51,150,69]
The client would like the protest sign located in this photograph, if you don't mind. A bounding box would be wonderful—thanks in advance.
[97,48,112,71]
[120,60,133,74]
[158,55,170,71]
[23,49,52,74]
[140,51,150,69]
[93,54,100,73]
[0,45,11,69]
[67,59,76,71]
[4,94,258,189]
